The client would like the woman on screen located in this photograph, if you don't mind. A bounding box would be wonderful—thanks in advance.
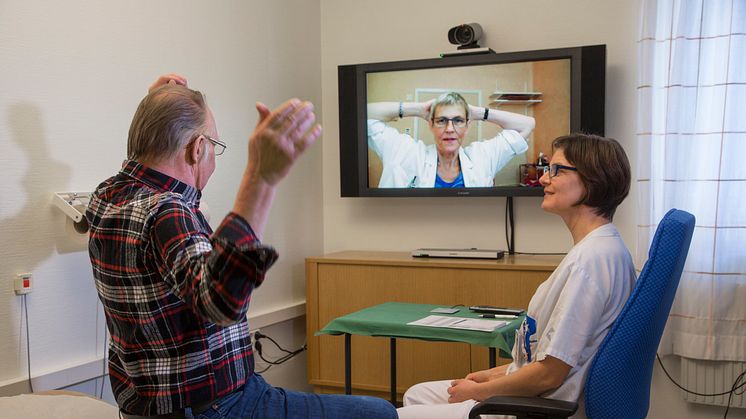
[367,92,534,188]
[397,133,635,419]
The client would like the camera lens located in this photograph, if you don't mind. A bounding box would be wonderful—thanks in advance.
[456,26,474,44]
[447,23,483,47]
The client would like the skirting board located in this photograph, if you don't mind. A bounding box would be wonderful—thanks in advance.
[0,301,306,396]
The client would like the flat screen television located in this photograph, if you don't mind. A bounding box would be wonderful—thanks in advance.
[338,44,605,197]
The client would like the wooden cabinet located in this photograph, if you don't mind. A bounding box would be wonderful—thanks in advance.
[305,251,561,399]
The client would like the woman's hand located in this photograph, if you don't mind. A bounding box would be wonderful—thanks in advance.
[465,369,494,383]
[447,378,486,403]
[465,364,509,383]
[468,104,483,121]
[416,99,435,120]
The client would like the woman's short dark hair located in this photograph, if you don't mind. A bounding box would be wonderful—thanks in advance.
[127,84,208,163]
[552,133,631,221]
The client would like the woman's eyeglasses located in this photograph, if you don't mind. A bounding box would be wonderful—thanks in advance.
[432,117,468,128]
[543,164,577,179]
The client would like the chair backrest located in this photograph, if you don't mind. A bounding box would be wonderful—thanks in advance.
[583,209,695,419]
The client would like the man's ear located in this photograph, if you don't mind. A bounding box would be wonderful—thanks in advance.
[186,135,204,165]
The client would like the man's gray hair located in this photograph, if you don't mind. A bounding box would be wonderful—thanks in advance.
[127,84,208,163]
[429,92,469,120]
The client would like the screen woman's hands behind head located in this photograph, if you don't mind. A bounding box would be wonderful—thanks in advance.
[248,99,322,185]
[417,99,435,120]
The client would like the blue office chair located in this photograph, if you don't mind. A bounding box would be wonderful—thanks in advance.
[469,209,695,419]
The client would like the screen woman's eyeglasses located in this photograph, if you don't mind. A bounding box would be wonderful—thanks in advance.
[204,135,227,156]
[432,117,468,129]
[543,163,578,179]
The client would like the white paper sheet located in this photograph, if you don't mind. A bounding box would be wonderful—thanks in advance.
[407,315,507,332]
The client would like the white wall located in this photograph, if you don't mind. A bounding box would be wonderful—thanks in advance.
[320,0,732,417]
[0,0,320,398]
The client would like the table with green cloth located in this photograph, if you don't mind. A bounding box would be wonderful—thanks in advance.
[316,302,525,404]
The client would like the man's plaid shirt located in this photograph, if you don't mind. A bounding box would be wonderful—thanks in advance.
[86,160,278,415]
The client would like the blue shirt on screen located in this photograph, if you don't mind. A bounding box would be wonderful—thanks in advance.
[435,171,465,188]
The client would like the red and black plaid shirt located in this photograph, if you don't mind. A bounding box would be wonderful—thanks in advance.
[86,160,277,415]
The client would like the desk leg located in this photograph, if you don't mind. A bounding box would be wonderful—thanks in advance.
[390,338,396,406]
[345,333,351,395]
[489,348,496,368]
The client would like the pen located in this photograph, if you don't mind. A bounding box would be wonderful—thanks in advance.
[480,314,518,319]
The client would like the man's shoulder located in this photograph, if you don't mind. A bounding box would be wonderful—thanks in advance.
[93,174,189,217]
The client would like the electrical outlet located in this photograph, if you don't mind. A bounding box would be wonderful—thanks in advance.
[249,329,262,354]
[14,273,32,295]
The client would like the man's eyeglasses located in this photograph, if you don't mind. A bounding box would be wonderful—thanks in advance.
[543,163,578,179]
[204,135,227,156]
[432,117,468,129]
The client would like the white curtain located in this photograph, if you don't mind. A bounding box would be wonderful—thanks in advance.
[637,0,746,361]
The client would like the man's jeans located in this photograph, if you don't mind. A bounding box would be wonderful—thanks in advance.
[192,374,397,419]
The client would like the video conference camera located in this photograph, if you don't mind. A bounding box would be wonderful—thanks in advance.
[448,23,483,50]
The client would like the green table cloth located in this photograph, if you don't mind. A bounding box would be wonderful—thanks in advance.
[316,301,524,358]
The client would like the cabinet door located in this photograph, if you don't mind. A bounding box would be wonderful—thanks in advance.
[314,264,472,393]
[467,270,550,372]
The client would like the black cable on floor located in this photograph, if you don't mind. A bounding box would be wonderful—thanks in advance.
[253,331,307,374]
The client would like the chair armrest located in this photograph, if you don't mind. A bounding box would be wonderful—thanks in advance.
[468,395,578,419]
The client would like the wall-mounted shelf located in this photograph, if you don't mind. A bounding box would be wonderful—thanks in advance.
[489,91,543,107]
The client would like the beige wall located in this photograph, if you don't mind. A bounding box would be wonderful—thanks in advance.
[320,0,729,417]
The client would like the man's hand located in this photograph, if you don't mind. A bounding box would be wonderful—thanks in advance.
[247,99,322,186]
[232,98,322,239]
[148,73,188,93]
[447,378,486,403]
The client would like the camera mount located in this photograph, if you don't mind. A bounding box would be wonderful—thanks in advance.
[441,23,494,57]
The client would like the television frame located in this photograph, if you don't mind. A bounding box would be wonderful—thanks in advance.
[338,44,606,197]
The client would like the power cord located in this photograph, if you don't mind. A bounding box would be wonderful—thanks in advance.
[99,323,108,399]
[503,197,567,256]
[23,294,34,393]
[656,354,746,418]
[253,331,307,374]
[505,197,515,255]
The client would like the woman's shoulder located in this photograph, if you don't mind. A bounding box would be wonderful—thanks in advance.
[569,224,634,279]
[573,224,627,256]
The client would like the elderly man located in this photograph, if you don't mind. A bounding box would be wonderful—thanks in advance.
[86,74,396,419]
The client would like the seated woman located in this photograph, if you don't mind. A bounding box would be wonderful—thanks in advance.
[367,92,535,188]
[397,133,635,419]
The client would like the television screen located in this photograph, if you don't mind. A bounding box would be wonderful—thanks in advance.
[339,45,605,197]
